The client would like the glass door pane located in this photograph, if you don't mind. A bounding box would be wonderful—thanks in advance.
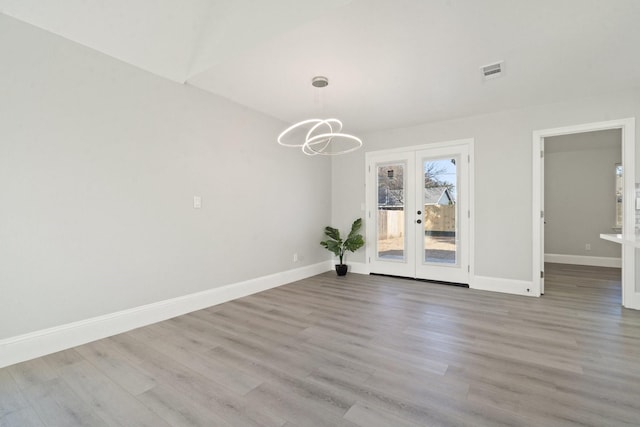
[377,163,406,261]
[421,157,458,265]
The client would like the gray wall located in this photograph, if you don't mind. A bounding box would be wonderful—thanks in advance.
[544,130,622,259]
[0,15,332,339]
[332,91,640,283]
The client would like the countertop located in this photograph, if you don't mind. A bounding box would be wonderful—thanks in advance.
[600,233,640,248]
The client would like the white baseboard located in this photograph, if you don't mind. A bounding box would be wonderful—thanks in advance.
[0,261,331,369]
[544,253,622,268]
[471,275,536,297]
[347,261,370,275]
[326,259,369,275]
[347,263,535,297]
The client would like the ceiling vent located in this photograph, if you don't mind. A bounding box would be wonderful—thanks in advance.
[481,61,504,80]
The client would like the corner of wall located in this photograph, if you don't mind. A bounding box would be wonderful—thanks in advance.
[0,261,332,369]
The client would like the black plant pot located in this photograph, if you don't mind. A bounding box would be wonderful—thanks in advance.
[335,264,348,276]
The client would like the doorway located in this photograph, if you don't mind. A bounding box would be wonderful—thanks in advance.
[366,139,473,284]
[543,129,622,302]
[532,118,638,309]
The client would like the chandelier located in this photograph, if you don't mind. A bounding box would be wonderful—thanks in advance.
[277,77,362,156]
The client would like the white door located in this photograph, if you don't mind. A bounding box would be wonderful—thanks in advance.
[414,146,469,283]
[367,141,471,284]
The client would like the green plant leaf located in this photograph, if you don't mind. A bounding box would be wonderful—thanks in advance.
[346,218,362,240]
[320,218,364,261]
[320,239,342,257]
[344,234,364,252]
[323,226,341,241]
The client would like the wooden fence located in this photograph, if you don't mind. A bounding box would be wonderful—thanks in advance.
[423,205,456,234]
[378,205,455,239]
[377,209,405,239]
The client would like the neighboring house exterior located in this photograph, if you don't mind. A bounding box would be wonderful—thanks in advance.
[378,186,454,209]
[424,186,455,206]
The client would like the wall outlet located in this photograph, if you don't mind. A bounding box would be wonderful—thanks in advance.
[585,243,591,251]
[293,253,299,262]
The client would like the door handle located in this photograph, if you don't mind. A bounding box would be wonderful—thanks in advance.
[417,219,422,224]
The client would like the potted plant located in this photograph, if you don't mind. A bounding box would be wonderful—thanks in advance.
[320,218,365,276]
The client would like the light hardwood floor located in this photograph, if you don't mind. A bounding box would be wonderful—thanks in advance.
[1,263,639,426]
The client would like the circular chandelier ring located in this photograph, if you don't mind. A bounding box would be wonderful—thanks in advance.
[305,118,342,144]
[302,142,325,156]
[303,132,363,156]
[302,118,341,155]
[277,119,325,147]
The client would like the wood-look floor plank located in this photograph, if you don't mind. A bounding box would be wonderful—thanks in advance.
[301,332,450,377]
[244,379,353,427]
[0,406,46,427]
[343,402,420,427]
[39,349,84,372]
[58,360,171,427]
[1,263,639,426]
[204,344,356,426]
[8,358,58,391]
[0,370,29,417]
[305,366,468,426]
[21,378,111,427]
[74,339,157,396]
[136,384,233,427]
[141,333,263,396]
[109,333,286,427]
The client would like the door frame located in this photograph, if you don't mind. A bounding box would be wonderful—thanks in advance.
[365,138,475,282]
[532,118,638,308]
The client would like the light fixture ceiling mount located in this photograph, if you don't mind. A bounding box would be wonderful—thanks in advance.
[277,76,362,156]
[311,76,329,88]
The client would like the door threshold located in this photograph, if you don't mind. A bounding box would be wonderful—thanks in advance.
[369,273,469,288]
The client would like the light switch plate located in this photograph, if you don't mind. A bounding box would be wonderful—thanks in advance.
[636,197,640,210]
[194,196,202,209]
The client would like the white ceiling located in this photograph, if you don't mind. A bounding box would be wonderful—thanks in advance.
[2,0,640,132]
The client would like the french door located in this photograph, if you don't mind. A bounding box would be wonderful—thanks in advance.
[366,141,471,284]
